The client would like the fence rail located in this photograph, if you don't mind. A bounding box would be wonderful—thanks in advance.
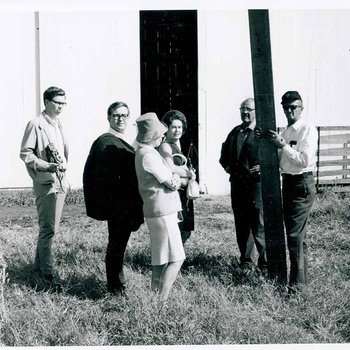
[278,126,350,191]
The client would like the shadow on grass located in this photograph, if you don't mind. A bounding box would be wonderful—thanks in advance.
[5,262,106,300]
[6,250,266,299]
[124,251,151,273]
[60,274,106,300]
[126,250,264,287]
[183,252,266,286]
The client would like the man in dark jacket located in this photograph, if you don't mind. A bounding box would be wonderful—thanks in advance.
[219,98,267,275]
[83,101,144,294]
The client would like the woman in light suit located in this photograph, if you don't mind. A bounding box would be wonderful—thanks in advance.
[135,112,185,302]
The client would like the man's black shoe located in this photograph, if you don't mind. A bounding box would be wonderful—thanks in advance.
[259,267,269,278]
[238,265,255,277]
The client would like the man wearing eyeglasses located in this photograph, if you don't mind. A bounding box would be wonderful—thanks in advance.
[20,86,69,283]
[83,101,144,295]
[266,91,317,292]
[220,98,267,277]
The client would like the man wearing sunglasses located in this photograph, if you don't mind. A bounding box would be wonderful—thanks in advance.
[83,101,144,295]
[266,91,318,293]
[220,98,267,277]
[20,86,69,283]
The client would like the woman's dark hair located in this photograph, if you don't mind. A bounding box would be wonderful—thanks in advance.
[161,110,187,133]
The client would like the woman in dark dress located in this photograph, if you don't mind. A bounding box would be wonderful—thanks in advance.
[159,110,196,244]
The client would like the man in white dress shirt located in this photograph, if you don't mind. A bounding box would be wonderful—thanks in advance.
[266,91,318,292]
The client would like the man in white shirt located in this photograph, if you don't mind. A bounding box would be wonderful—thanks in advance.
[266,91,317,292]
[20,86,69,283]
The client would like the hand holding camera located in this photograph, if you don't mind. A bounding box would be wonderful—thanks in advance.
[47,163,60,173]
[45,143,65,172]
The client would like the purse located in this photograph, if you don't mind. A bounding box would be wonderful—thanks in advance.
[186,142,200,200]
[186,179,200,200]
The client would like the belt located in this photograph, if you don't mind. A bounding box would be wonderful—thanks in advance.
[282,171,313,179]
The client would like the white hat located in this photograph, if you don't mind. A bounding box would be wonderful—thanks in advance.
[136,112,168,143]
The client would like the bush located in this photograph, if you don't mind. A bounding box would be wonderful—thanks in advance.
[0,190,35,207]
[0,189,85,207]
[311,188,350,222]
[64,189,85,205]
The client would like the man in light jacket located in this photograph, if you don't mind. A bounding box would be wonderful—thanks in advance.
[20,86,69,282]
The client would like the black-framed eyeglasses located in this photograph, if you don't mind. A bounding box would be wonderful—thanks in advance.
[50,100,67,106]
[239,107,255,112]
[283,105,302,111]
[111,113,129,120]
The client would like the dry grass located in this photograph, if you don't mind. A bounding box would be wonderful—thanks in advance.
[0,189,349,345]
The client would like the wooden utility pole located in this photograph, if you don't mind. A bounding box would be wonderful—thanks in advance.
[248,10,287,284]
[35,12,41,116]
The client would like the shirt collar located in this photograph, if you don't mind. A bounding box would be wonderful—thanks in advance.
[289,118,303,131]
[42,111,58,127]
[240,120,256,132]
[108,127,125,140]
[164,139,181,149]
[138,143,154,150]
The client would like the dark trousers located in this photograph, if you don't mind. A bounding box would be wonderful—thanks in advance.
[106,219,132,292]
[231,181,267,269]
[178,188,194,243]
[282,172,315,287]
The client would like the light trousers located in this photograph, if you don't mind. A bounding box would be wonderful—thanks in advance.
[33,182,66,275]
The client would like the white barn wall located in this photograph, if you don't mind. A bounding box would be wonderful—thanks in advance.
[198,10,254,195]
[39,11,140,190]
[2,8,350,193]
[200,9,350,195]
[270,9,350,128]
[0,13,36,188]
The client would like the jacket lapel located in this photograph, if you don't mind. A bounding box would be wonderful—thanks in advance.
[37,113,52,144]
[38,113,69,161]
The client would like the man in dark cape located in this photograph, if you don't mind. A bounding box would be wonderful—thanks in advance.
[83,101,143,294]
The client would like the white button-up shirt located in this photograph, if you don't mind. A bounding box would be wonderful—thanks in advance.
[279,118,318,175]
[42,112,67,170]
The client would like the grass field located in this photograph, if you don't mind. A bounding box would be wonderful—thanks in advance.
[0,189,349,346]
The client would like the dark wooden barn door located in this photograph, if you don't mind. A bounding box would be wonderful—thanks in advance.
[140,10,198,169]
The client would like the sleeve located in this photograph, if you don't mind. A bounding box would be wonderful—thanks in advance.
[159,142,189,177]
[219,133,232,170]
[280,125,318,168]
[158,142,173,161]
[143,152,172,184]
[19,120,51,171]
